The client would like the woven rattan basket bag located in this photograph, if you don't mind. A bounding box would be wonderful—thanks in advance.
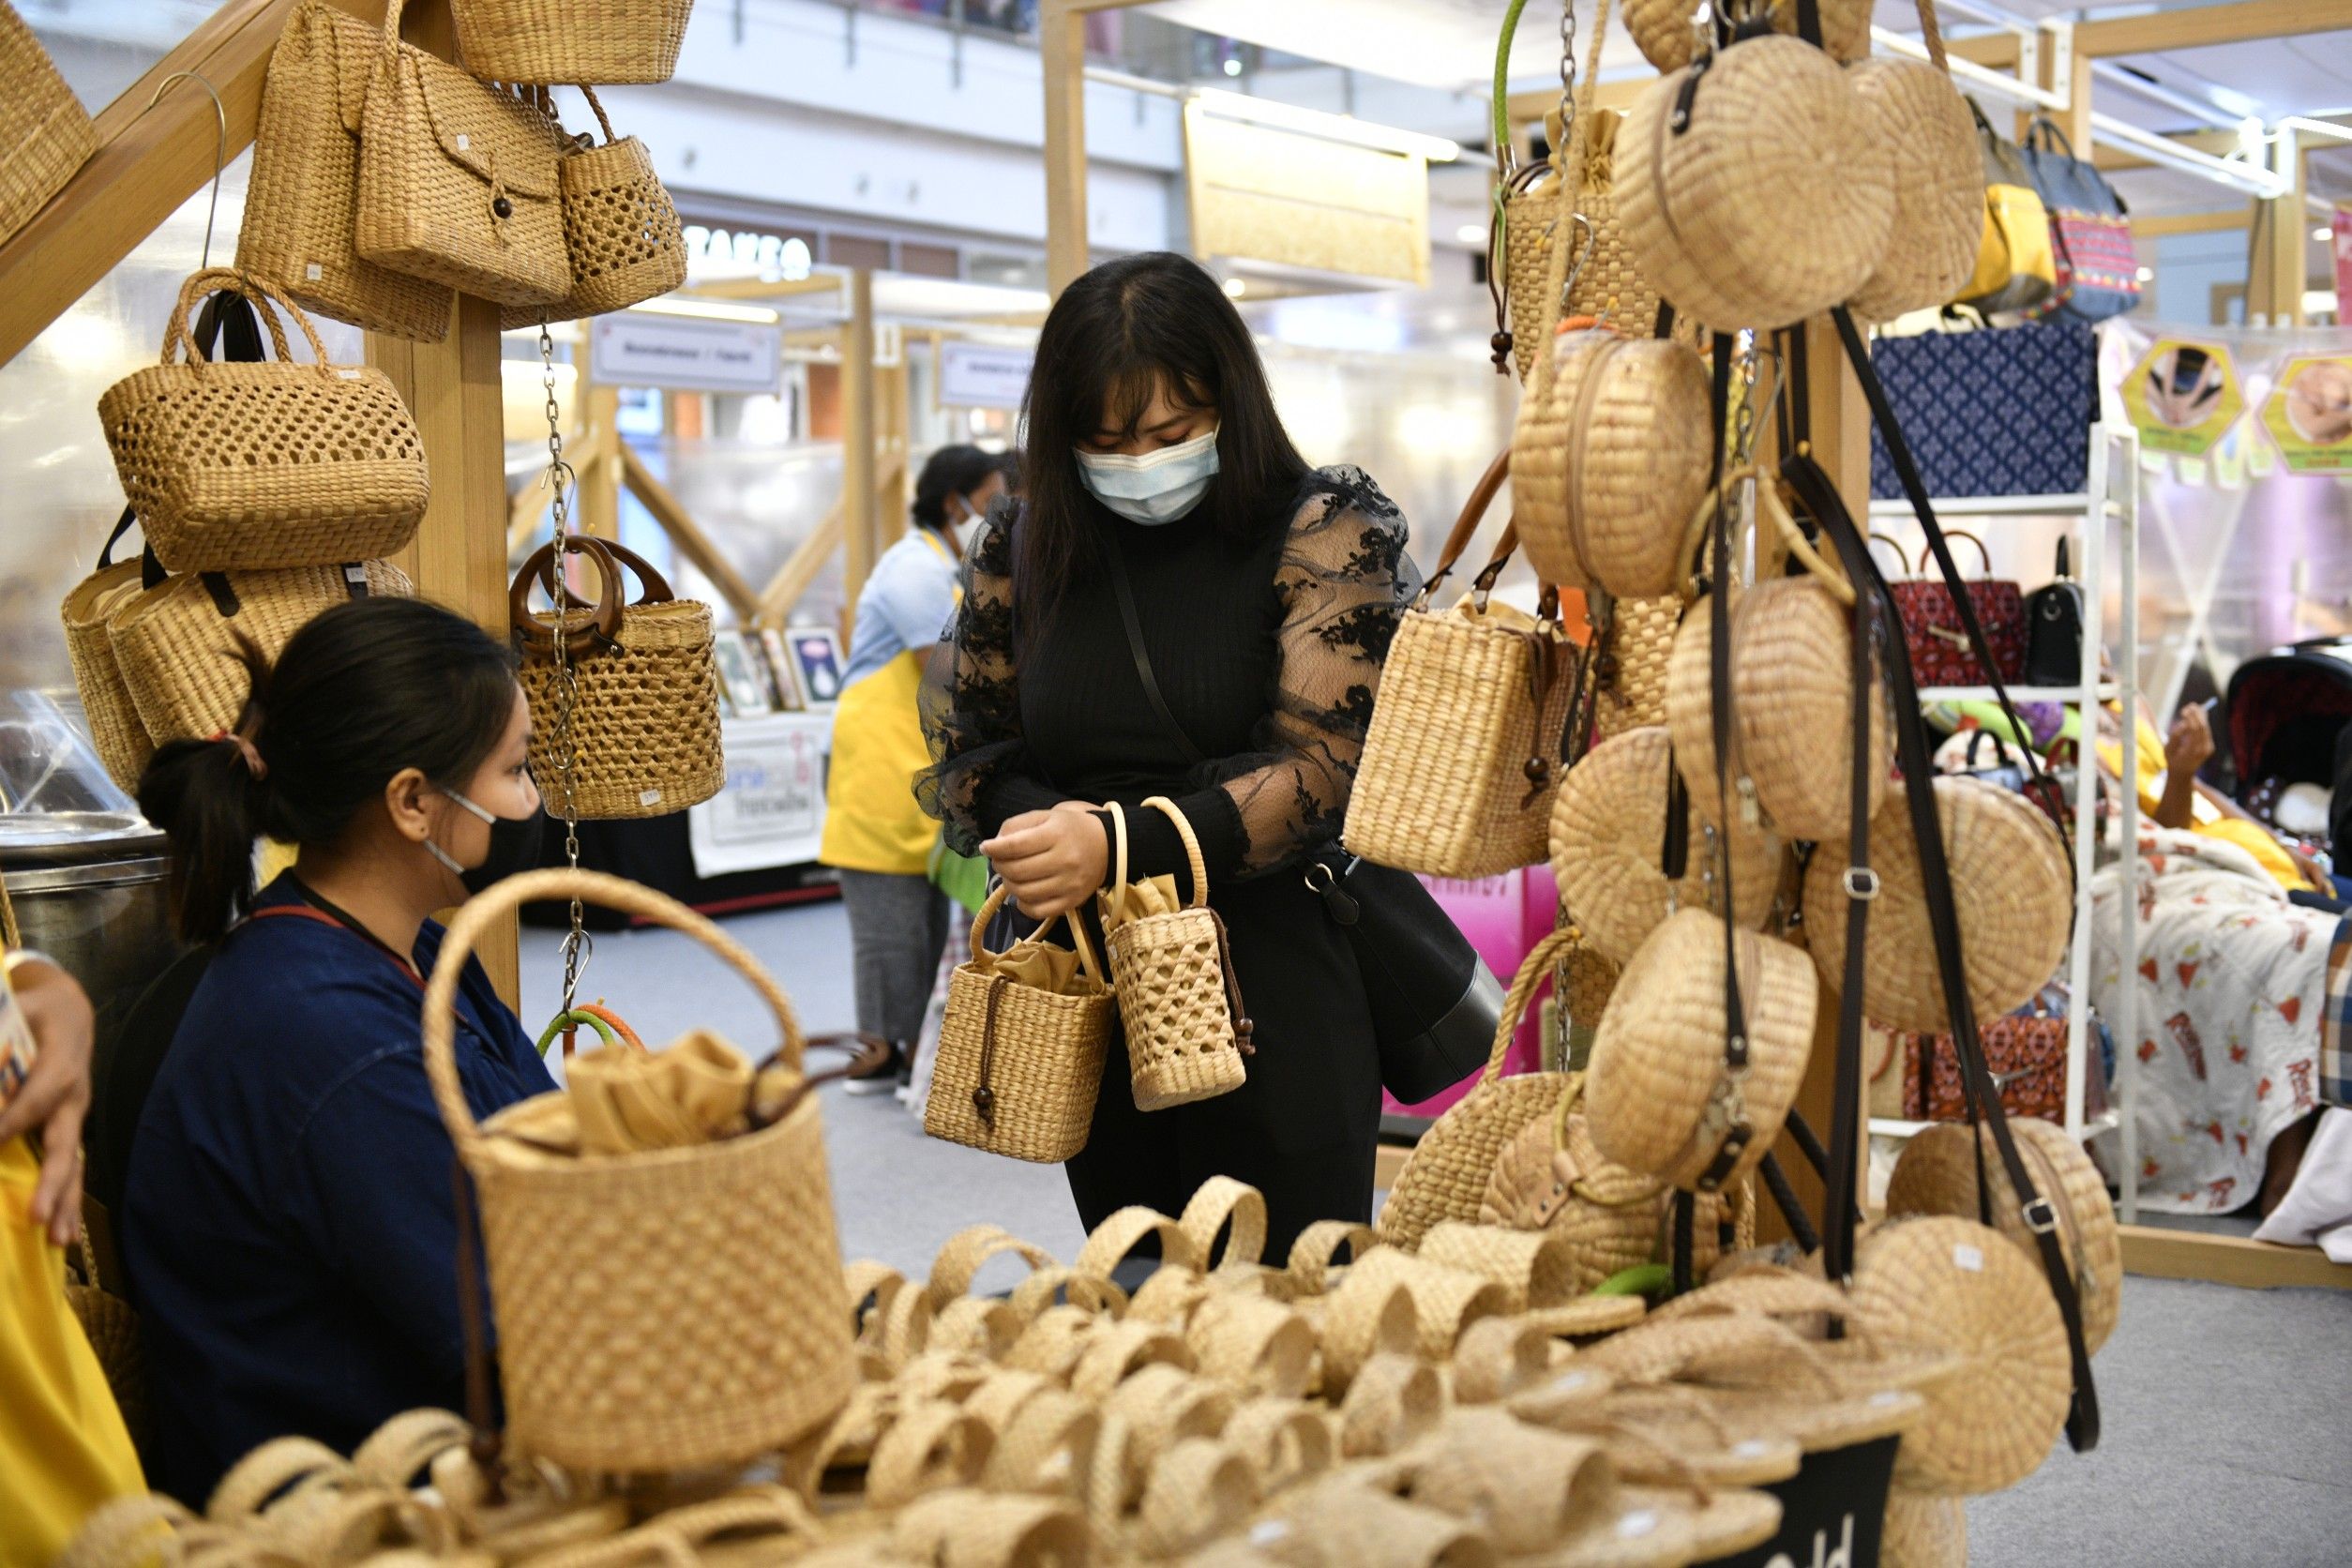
[1618,34,1893,333]
[0,0,93,243]
[1624,0,1872,73]
[237,0,452,341]
[1591,594,1681,741]
[1845,12,1981,324]
[1101,798,1252,1112]
[1799,776,2069,1035]
[1345,450,1578,880]
[925,882,1118,1165]
[512,535,724,820]
[501,86,686,328]
[60,512,156,793]
[426,868,856,1472]
[355,0,569,308]
[110,559,411,746]
[99,270,430,574]
[1510,328,1713,598]
[451,0,692,85]
[1585,908,1815,1190]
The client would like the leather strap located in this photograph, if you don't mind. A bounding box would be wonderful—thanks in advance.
[1103,527,1207,768]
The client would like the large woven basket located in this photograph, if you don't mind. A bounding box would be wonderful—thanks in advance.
[1547,725,1781,968]
[1887,1118,2121,1354]
[1103,798,1249,1112]
[1618,35,1893,333]
[1623,0,1872,72]
[1848,1215,2072,1496]
[1346,451,1576,880]
[110,559,412,746]
[1376,927,1583,1252]
[0,0,93,243]
[423,867,857,1472]
[236,0,452,341]
[1846,56,1982,324]
[925,883,1117,1165]
[1585,909,1815,1189]
[451,0,692,84]
[1591,595,1681,742]
[502,87,686,328]
[513,535,724,820]
[99,269,430,574]
[1665,571,1888,843]
[1799,776,2071,1035]
[60,531,155,792]
[1510,329,1713,598]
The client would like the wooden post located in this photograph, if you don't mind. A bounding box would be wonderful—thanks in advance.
[842,269,880,634]
[2041,21,2093,155]
[880,359,911,551]
[1041,0,1090,295]
[578,379,622,541]
[2247,126,2305,326]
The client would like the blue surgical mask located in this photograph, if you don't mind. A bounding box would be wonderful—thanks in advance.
[1075,426,1220,525]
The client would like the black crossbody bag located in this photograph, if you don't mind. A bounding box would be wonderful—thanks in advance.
[1102,530,1502,1104]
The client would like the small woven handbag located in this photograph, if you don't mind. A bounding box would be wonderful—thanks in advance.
[450,0,693,85]
[355,0,570,308]
[501,85,686,328]
[1100,798,1252,1113]
[236,0,452,341]
[511,535,724,820]
[0,0,93,244]
[1345,450,1578,880]
[98,269,430,574]
[926,882,1119,1165]
[60,511,156,793]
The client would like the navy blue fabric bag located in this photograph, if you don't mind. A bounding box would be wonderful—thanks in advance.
[1869,318,2098,501]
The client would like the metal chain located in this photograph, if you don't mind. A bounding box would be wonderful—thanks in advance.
[1557,0,1578,139]
[537,319,589,1024]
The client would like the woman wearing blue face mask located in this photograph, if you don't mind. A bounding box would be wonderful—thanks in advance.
[122,597,557,1501]
[919,252,1412,1257]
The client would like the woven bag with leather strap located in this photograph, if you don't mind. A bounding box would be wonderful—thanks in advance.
[237,0,452,341]
[355,0,569,308]
[1345,449,1578,881]
[98,269,429,574]
[500,85,686,328]
[0,0,93,244]
[450,0,692,85]
[512,534,724,820]
[1100,798,1253,1113]
[1624,0,1872,72]
[1846,5,1981,324]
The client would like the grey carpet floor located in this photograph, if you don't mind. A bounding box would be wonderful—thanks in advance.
[523,898,2352,1567]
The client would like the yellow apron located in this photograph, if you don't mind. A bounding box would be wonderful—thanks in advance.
[821,532,957,876]
[1,1138,143,1562]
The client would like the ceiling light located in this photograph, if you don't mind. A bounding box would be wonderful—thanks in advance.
[2317,226,2337,242]
[628,297,782,324]
[2135,266,2154,282]
[1222,57,1242,77]
[1455,222,1490,245]
[1222,277,1247,298]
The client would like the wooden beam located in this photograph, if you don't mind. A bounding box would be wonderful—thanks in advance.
[842,272,880,626]
[0,0,385,368]
[2046,21,2093,163]
[757,504,847,630]
[1041,0,1091,295]
[879,360,910,552]
[2134,209,2252,238]
[1504,78,1651,137]
[2077,0,2352,58]
[685,274,847,305]
[2249,126,2307,326]
[578,384,622,541]
[616,444,760,626]
[2119,1225,2352,1290]
[1948,33,2022,72]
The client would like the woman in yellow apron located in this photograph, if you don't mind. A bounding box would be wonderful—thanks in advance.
[823,446,1009,1094]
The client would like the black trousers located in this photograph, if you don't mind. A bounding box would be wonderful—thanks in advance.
[1063,867,1382,1264]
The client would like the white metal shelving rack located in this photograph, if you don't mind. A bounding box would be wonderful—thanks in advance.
[1864,423,2143,1224]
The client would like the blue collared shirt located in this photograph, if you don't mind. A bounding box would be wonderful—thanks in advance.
[121,874,556,1502]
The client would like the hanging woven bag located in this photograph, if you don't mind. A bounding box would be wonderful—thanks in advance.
[1617,33,1893,333]
[1345,450,1578,880]
[1585,907,1815,1190]
[511,535,724,820]
[450,0,693,85]
[924,882,1118,1165]
[1511,326,1713,597]
[424,868,857,1471]
[1845,7,1982,324]
[237,0,452,341]
[0,0,93,244]
[1100,798,1252,1113]
[1626,0,1873,72]
[59,511,156,793]
[109,559,411,746]
[98,269,430,575]
[355,0,569,308]
[1590,593,1681,741]
[501,85,687,328]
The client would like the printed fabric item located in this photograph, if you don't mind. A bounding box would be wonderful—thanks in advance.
[1869,318,2098,501]
[2324,914,2352,1109]
[2018,118,2140,324]
[1902,985,2109,1123]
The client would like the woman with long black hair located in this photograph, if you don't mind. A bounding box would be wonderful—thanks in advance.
[919,252,1411,1256]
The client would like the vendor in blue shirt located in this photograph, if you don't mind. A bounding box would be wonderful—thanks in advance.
[124,597,557,1503]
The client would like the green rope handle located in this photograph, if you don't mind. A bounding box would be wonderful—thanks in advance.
[534,1007,619,1058]
[1492,0,1532,163]
[1592,1264,1672,1299]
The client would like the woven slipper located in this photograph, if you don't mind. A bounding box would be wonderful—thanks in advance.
[1186,1292,1317,1398]
[892,1487,1088,1568]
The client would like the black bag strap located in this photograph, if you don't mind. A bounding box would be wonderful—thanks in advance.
[1102,527,1206,767]
[97,506,138,570]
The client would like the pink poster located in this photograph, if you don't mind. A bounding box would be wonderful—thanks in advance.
[1380,865,1560,1118]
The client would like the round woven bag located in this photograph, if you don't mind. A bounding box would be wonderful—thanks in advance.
[1618,35,1894,333]
[1848,1216,2072,1496]
[1585,909,1816,1189]
[1880,1492,1968,1568]
[1548,725,1782,968]
[1510,329,1714,598]
[1666,573,1889,844]
[1886,1119,2121,1354]
[1592,595,1684,741]
[1800,776,2071,1035]
[1624,0,1872,73]
[1845,58,1982,324]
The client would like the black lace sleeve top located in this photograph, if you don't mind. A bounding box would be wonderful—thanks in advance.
[918,466,1413,889]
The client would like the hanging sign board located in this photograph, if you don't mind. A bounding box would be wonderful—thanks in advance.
[686,711,831,877]
[1183,101,1429,287]
[939,340,1034,409]
[2118,337,2242,459]
[2262,355,2352,475]
[589,313,783,395]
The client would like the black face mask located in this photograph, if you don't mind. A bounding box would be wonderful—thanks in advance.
[428,787,546,897]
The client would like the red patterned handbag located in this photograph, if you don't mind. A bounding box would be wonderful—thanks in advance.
[1905,988,2107,1122]
[1884,529,2027,687]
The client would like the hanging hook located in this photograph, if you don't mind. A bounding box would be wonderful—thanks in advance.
[141,70,229,270]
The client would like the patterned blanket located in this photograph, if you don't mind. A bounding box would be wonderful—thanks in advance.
[2090,828,2334,1213]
